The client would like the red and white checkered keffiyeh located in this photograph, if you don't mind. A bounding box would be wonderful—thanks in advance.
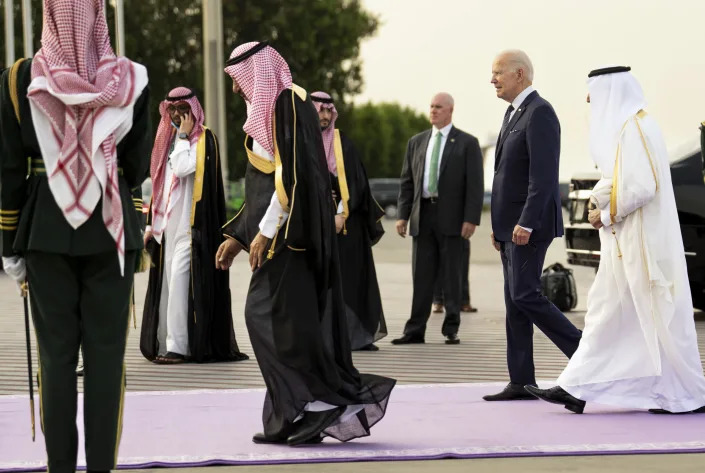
[27,0,148,275]
[224,42,292,156]
[311,91,339,175]
[149,87,205,242]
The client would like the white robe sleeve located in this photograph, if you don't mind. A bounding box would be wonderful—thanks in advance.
[590,177,612,210]
[607,120,658,225]
[258,192,290,239]
[169,139,197,178]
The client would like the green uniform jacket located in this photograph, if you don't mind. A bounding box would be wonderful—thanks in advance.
[0,58,151,258]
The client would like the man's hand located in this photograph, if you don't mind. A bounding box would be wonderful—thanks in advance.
[512,225,530,246]
[588,208,604,229]
[143,228,153,247]
[396,219,408,238]
[215,238,243,270]
[249,232,270,271]
[490,232,500,251]
[179,111,195,136]
[335,215,345,234]
[461,222,476,239]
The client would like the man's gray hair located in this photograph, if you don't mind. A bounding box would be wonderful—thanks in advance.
[433,92,455,107]
[499,49,534,82]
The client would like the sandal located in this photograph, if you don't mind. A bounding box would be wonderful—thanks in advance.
[154,352,187,364]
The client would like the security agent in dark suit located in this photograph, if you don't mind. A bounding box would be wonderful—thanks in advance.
[392,93,484,345]
[483,50,582,401]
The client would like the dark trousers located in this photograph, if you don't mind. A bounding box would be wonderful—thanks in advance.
[26,250,136,473]
[499,241,581,385]
[404,200,463,337]
[433,239,470,305]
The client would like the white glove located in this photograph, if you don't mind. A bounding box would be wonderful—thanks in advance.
[3,256,26,295]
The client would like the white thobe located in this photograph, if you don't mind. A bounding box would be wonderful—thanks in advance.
[154,137,197,356]
[557,113,705,412]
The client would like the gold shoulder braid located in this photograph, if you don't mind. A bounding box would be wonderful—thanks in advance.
[9,58,26,123]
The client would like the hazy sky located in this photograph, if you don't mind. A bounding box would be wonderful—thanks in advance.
[357,0,705,185]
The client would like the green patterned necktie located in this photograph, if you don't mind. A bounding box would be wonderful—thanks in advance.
[428,131,442,195]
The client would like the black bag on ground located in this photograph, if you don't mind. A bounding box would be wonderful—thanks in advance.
[541,262,577,312]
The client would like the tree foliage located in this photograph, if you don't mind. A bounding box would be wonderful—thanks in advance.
[2,1,425,180]
[340,102,429,178]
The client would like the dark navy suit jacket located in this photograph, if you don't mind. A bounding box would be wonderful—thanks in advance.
[490,91,564,242]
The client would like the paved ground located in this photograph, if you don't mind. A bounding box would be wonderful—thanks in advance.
[2,212,704,472]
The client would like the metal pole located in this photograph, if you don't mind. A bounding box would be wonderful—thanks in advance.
[114,0,125,56]
[202,0,228,185]
[4,0,15,66]
[21,0,32,57]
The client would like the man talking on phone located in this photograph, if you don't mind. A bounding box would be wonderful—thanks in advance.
[140,87,248,364]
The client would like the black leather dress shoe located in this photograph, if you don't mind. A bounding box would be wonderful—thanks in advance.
[287,407,345,446]
[445,334,460,345]
[391,334,425,345]
[524,385,586,414]
[482,383,538,401]
[648,406,705,415]
[252,431,323,444]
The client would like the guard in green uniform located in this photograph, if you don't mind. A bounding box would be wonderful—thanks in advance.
[0,1,151,471]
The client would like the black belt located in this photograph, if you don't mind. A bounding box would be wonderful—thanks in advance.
[421,197,439,204]
[30,166,123,177]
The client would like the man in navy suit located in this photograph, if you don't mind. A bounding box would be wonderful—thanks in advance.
[483,50,582,401]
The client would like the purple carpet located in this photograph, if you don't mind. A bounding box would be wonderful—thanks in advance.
[2,383,705,471]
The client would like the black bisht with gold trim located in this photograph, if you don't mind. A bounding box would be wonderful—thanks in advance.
[329,130,387,349]
[223,86,396,442]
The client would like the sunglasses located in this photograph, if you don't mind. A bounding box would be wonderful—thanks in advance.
[167,103,191,115]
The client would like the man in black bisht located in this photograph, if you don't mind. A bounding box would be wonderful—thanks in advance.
[139,87,248,364]
[310,91,387,351]
[216,42,395,446]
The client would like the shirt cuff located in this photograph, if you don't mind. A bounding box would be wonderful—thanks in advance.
[258,193,290,238]
[336,200,344,215]
[519,225,533,233]
[600,209,612,227]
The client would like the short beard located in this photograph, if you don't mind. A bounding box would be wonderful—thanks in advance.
[320,123,330,131]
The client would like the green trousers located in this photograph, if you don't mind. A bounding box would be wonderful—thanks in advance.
[26,250,136,473]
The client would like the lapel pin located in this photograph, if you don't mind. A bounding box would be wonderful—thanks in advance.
[451,138,455,143]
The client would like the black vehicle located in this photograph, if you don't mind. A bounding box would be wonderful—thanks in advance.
[369,178,401,218]
[565,141,705,310]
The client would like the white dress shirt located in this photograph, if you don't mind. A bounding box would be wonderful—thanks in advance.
[510,85,535,234]
[253,140,290,239]
[422,122,453,198]
[510,85,535,121]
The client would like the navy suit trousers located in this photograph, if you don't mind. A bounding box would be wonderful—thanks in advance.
[499,240,582,385]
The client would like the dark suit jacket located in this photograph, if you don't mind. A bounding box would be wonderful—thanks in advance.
[491,91,564,242]
[397,125,484,237]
